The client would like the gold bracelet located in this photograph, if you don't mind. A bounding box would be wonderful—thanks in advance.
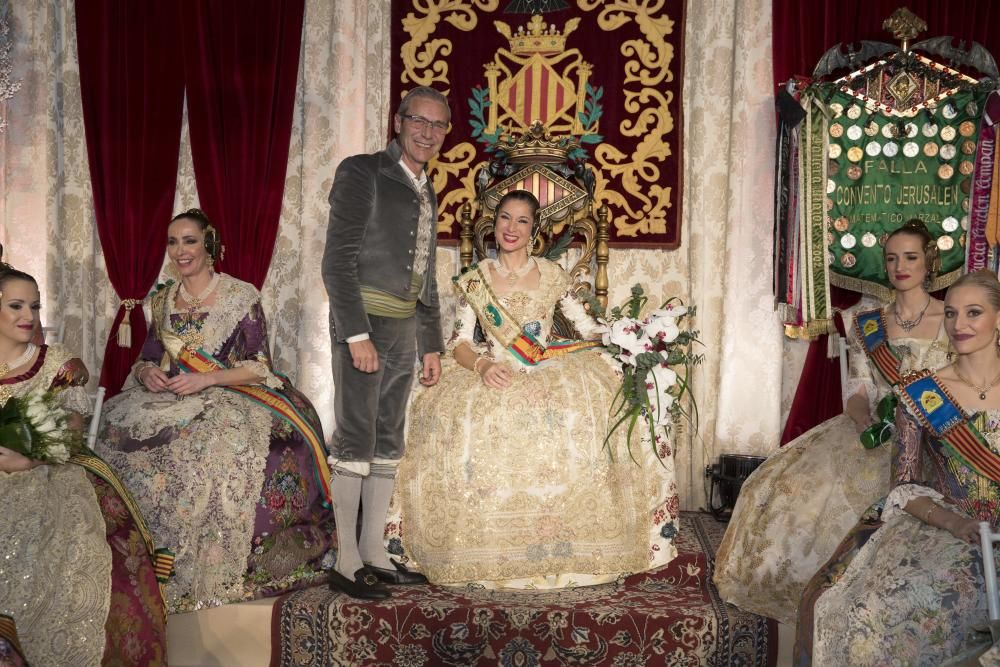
[473,356,489,375]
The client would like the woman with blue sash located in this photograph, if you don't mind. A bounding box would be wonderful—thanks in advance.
[797,270,1000,665]
[96,210,333,613]
[715,220,951,623]
[390,190,677,588]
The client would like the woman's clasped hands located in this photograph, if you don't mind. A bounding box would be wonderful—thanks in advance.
[140,366,214,396]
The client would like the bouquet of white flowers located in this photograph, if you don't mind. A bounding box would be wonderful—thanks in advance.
[0,389,83,463]
[602,285,702,462]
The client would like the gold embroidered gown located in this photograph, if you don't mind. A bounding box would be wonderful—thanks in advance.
[0,345,167,667]
[96,274,332,613]
[390,258,677,588]
[713,305,950,623]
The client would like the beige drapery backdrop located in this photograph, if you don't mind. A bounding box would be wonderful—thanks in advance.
[1,0,785,510]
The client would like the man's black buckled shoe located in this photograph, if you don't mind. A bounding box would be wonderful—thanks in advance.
[329,567,391,599]
[364,559,428,585]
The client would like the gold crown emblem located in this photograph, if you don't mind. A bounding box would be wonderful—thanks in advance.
[498,121,578,164]
[508,14,577,56]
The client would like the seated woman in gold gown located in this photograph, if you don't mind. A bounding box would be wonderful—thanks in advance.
[389,190,677,589]
[714,220,951,623]
[0,263,167,667]
[96,209,333,613]
[797,270,1000,665]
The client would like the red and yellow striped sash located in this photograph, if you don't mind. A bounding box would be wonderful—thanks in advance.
[176,347,332,504]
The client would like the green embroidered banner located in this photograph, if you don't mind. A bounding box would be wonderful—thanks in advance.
[823,86,991,297]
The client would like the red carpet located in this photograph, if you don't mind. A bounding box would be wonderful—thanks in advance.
[271,511,776,666]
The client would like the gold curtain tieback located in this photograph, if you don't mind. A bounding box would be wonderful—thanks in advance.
[116,298,143,348]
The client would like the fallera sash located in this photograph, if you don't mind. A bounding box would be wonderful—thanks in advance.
[70,451,176,583]
[172,345,332,505]
[0,614,26,662]
[853,308,902,386]
[453,263,601,366]
[899,369,1000,483]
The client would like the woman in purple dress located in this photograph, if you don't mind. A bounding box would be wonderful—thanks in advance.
[96,209,333,613]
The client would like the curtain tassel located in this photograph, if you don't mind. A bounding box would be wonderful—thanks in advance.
[117,299,142,348]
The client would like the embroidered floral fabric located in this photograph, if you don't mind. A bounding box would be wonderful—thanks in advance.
[97,274,333,612]
[389,258,677,588]
[805,405,1000,665]
[0,345,166,666]
[713,316,951,624]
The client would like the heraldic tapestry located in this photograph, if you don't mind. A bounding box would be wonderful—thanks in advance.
[390,0,685,248]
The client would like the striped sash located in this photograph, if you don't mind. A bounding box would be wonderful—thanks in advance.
[70,451,176,582]
[0,614,25,663]
[454,263,601,366]
[853,309,902,386]
[899,370,1000,483]
[175,347,332,504]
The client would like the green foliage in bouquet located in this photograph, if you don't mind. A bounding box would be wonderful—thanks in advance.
[0,390,83,463]
[603,285,703,463]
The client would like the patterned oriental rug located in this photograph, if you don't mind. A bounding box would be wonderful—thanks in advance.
[270,512,776,666]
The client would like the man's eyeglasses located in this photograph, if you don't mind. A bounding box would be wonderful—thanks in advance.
[401,114,449,133]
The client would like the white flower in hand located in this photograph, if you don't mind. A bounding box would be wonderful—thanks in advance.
[648,304,688,319]
[644,316,680,344]
[35,417,58,434]
[606,318,650,366]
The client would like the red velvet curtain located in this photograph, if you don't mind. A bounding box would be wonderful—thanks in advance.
[180,0,305,289]
[773,0,999,443]
[773,0,1000,87]
[76,1,186,396]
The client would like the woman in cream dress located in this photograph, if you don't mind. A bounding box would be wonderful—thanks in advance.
[714,220,951,623]
[799,271,1000,665]
[390,191,677,588]
[0,267,166,667]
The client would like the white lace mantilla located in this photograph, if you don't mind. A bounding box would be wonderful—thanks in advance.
[154,273,282,388]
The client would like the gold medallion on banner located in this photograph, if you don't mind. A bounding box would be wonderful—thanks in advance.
[961,139,977,155]
[938,164,954,180]
[959,161,975,175]
[940,126,957,142]
[847,164,863,180]
[960,120,976,137]
[937,235,955,251]
[922,142,938,157]
[847,146,864,162]
[830,124,844,138]
[834,216,850,232]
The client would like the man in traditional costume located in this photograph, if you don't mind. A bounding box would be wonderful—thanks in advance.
[322,86,448,598]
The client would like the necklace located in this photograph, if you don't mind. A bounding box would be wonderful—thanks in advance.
[493,257,534,288]
[893,295,931,332]
[179,272,220,310]
[953,364,1000,401]
[0,342,37,379]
